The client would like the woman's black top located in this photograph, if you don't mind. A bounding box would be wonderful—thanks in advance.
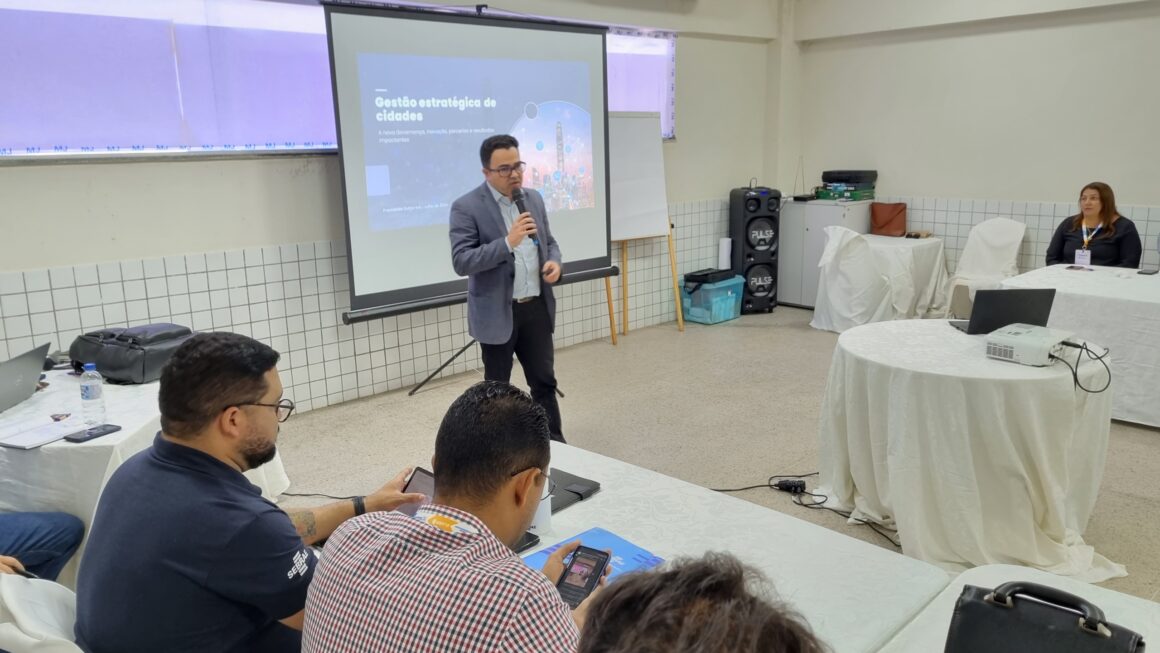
[1045,215,1142,268]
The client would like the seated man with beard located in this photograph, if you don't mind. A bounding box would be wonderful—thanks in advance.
[74,332,422,653]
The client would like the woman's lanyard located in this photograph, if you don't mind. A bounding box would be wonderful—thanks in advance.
[1082,223,1101,250]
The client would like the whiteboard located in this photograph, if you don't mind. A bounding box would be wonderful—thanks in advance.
[609,112,670,241]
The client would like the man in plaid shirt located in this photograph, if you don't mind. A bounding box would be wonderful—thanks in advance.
[302,381,598,652]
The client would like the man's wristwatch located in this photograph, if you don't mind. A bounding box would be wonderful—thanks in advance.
[352,495,366,516]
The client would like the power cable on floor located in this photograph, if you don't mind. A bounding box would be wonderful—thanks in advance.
[712,473,901,549]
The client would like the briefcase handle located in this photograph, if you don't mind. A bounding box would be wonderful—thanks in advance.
[987,582,1110,636]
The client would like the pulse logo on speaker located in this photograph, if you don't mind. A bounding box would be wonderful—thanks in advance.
[749,228,774,245]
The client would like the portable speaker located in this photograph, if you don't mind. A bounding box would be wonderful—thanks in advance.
[729,186,781,313]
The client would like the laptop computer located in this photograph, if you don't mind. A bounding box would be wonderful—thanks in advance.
[0,342,51,414]
[949,289,1056,335]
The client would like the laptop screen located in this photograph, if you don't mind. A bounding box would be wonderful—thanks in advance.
[964,289,1056,335]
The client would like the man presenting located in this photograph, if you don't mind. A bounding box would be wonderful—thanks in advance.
[450,134,565,441]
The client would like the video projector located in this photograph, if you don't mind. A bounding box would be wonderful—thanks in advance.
[984,323,1073,367]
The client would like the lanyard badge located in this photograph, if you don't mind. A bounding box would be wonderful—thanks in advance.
[1081,223,1101,250]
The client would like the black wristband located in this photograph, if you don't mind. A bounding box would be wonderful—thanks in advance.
[352,495,366,516]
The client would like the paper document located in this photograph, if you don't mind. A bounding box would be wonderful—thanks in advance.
[0,418,82,450]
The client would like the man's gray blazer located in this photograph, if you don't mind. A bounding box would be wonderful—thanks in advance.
[449,183,562,345]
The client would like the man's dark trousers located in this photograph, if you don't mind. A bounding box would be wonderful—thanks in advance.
[478,297,563,442]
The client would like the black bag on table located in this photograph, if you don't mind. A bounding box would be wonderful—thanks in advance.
[69,323,195,384]
[945,582,1146,652]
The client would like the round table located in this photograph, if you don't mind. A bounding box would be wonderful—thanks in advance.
[816,319,1122,581]
[1002,264,1160,427]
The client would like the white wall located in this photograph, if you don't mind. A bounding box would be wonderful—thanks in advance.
[0,32,772,271]
[792,1,1160,204]
[795,0,1151,41]
[0,156,345,270]
[423,0,779,39]
[664,35,770,203]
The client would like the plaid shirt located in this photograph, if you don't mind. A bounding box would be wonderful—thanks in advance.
[302,505,579,652]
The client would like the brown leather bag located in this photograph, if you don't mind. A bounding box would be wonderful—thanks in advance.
[870,202,907,237]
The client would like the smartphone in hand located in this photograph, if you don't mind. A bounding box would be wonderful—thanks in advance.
[64,424,122,443]
[397,467,435,517]
[556,546,611,608]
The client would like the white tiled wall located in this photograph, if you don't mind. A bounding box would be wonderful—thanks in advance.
[879,196,1160,273]
[0,199,729,414]
[6,193,1155,415]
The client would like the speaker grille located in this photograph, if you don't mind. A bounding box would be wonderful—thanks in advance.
[745,264,776,298]
[746,217,777,252]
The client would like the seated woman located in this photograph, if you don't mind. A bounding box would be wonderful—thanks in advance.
[1045,182,1142,268]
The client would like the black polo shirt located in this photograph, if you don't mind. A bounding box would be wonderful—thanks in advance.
[75,435,314,653]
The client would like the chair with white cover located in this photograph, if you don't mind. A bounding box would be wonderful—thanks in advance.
[0,574,82,653]
[946,217,1026,318]
[811,227,911,333]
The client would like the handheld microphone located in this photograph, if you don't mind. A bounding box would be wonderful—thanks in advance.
[510,188,539,246]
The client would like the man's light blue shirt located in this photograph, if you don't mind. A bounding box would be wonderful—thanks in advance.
[487,183,541,301]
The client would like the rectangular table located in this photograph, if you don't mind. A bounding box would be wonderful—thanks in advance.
[879,564,1160,651]
[0,371,291,586]
[539,443,951,653]
[863,234,950,318]
[1001,264,1160,427]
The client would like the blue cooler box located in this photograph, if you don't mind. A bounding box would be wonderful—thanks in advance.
[680,274,744,325]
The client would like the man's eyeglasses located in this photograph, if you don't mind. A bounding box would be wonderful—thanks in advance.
[486,162,526,177]
[231,398,296,422]
[511,467,555,501]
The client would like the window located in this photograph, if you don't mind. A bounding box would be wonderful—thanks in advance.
[0,1,677,157]
[0,0,335,156]
[607,29,677,139]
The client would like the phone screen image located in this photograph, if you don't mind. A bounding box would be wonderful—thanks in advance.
[397,467,435,517]
[563,560,595,587]
[556,546,609,608]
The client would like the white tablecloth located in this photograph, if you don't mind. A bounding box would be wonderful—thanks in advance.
[1002,264,1160,427]
[817,320,1122,582]
[541,443,951,653]
[879,564,1160,651]
[863,235,949,318]
[0,371,291,586]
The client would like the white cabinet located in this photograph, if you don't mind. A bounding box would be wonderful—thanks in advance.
[777,200,871,308]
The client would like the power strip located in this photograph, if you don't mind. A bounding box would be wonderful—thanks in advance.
[774,480,806,494]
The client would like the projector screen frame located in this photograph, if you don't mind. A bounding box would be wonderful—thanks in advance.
[323,1,615,325]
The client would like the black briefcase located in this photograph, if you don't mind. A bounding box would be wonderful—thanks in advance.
[69,323,195,384]
[945,582,1146,652]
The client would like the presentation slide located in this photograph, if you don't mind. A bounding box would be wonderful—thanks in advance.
[327,8,610,313]
[358,54,595,230]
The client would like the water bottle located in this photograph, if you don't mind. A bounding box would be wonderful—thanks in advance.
[80,363,106,426]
